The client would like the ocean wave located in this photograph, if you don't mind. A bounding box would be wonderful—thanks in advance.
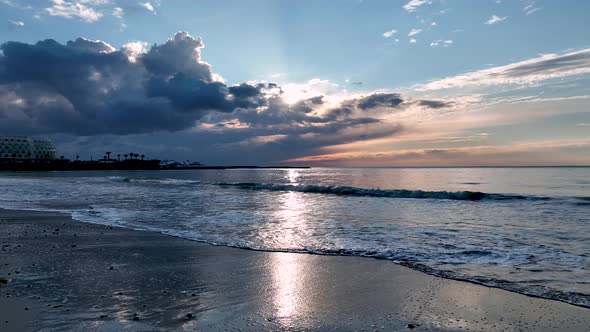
[2,200,588,308]
[119,177,201,185]
[216,182,544,201]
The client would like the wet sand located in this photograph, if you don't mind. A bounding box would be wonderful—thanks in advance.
[0,208,588,331]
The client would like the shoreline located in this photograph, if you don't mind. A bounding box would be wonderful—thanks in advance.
[4,203,589,309]
[1,208,589,331]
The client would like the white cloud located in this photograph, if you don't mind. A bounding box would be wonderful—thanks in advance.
[408,28,422,36]
[485,15,507,25]
[431,21,437,26]
[577,123,589,126]
[1,0,32,9]
[112,6,123,18]
[409,38,417,43]
[430,39,453,47]
[402,0,431,12]
[383,29,397,38]
[417,48,590,91]
[142,2,155,12]
[122,41,148,62]
[281,78,340,104]
[525,7,542,15]
[9,20,24,27]
[45,0,104,22]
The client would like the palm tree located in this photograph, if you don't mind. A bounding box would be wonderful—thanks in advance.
[117,154,121,162]
[141,154,145,161]
[124,154,128,160]
[76,155,79,162]
[106,152,111,160]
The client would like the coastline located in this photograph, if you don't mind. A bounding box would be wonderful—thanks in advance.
[1,208,589,331]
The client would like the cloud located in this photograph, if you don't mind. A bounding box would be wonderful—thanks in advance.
[112,6,123,18]
[0,32,414,164]
[525,7,542,15]
[0,32,275,135]
[283,140,590,166]
[141,2,155,13]
[383,29,397,38]
[417,100,453,108]
[403,0,431,13]
[430,39,453,47]
[409,38,417,43]
[0,0,31,10]
[418,48,590,91]
[8,20,24,28]
[356,93,403,110]
[485,15,507,25]
[408,28,422,36]
[45,0,104,22]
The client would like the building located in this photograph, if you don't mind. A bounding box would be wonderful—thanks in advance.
[0,136,56,160]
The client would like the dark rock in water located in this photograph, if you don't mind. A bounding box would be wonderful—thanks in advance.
[133,316,139,321]
[0,277,8,285]
[109,266,114,270]
[191,293,196,296]
[407,323,416,329]
[99,315,107,319]
[71,245,77,248]
[186,313,193,319]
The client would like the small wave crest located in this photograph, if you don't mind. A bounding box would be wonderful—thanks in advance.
[119,177,201,185]
[216,182,539,201]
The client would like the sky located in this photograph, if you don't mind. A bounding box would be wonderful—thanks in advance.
[0,0,589,166]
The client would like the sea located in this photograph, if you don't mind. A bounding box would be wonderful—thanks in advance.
[0,167,588,307]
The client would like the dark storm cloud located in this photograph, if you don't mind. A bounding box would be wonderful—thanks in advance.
[0,32,421,163]
[0,32,268,135]
[357,93,404,110]
[417,100,453,108]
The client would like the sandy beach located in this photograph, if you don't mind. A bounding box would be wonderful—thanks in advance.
[0,208,588,331]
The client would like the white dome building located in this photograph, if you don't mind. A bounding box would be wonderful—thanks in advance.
[0,136,56,160]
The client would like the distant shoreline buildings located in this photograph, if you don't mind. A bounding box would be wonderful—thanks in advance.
[0,136,308,171]
[0,136,160,171]
[0,136,56,161]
